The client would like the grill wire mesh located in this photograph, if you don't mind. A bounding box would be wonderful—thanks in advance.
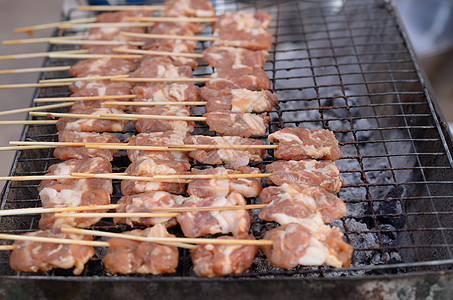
[1,0,453,279]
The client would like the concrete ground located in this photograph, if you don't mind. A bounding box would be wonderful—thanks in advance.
[0,0,61,189]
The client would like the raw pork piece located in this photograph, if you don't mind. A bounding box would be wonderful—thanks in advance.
[268,127,342,160]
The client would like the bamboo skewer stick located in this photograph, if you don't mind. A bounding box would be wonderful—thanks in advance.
[7,141,277,151]
[0,66,71,75]
[101,112,207,121]
[0,204,119,217]
[152,173,271,179]
[77,5,165,11]
[39,74,129,84]
[0,203,267,218]
[62,227,273,246]
[71,173,191,183]
[13,18,97,34]
[0,233,109,247]
[71,172,269,180]
[0,120,58,125]
[113,47,204,58]
[56,204,268,219]
[2,35,86,45]
[29,111,135,120]
[104,101,207,107]
[85,144,196,151]
[110,77,211,83]
[29,111,206,121]
[168,144,279,150]
[0,245,16,251]
[57,212,180,218]
[125,16,218,23]
[0,102,74,116]
[62,227,193,249]
[48,53,142,59]
[0,173,190,183]
[9,141,193,152]
[0,146,56,151]
[34,94,136,103]
[0,83,71,89]
[9,141,124,147]
[0,49,88,60]
[58,22,155,30]
[120,31,216,41]
[0,175,74,181]
[50,39,145,46]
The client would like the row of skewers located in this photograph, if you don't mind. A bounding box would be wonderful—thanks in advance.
[0,0,353,277]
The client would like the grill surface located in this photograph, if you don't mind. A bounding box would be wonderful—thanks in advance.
[1,0,453,297]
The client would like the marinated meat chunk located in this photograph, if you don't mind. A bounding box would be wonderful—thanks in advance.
[39,157,112,194]
[203,47,267,69]
[9,226,94,275]
[95,10,155,23]
[161,0,214,34]
[188,166,262,198]
[131,56,193,80]
[268,127,343,161]
[71,82,132,97]
[114,191,184,227]
[143,22,197,49]
[39,185,110,229]
[204,112,269,138]
[132,105,195,134]
[213,12,272,50]
[103,225,179,275]
[127,131,189,163]
[144,44,198,68]
[133,83,199,103]
[69,58,137,78]
[184,135,265,168]
[82,43,139,55]
[87,26,146,42]
[214,11,272,31]
[262,223,353,269]
[177,192,251,238]
[56,107,128,133]
[207,67,270,91]
[191,233,258,277]
[201,87,277,113]
[69,79,111,94]
[163,0,215,18]
[54,131,120,161]
[121,158,190,195]
[259,183,346,225]
[266,160,343,193]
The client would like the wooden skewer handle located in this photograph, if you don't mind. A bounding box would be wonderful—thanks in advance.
[125,16,217,23]
[34,94,136,103]
[120,31,216,41]
[39,74,129,84]
[0,204,119,216]
[110,77,211,83]
[0,233,109,247]
[0,66,71,75]
[62,228,273,246]
[3,35,86,45]
[104,101,206,106]
[59,22,154,29]
[77,5,165,11]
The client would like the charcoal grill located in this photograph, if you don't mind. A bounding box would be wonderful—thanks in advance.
[1,0,453,298]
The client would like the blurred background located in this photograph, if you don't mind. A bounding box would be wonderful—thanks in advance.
[0,0,453,190]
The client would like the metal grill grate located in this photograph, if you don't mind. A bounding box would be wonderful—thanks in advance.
[1,0,453,281]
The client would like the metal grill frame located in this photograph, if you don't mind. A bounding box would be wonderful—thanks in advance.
[1,0,453,296]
